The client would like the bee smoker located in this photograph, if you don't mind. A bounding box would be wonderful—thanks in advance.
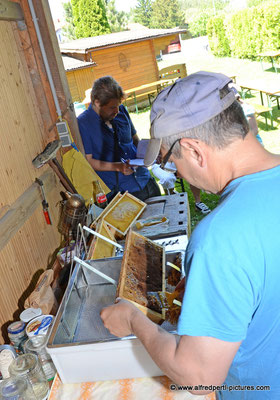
[58,192,87,239]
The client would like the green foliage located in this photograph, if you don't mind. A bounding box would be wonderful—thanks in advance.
[71,0,111,38]
[247,0,266,6]
[226,8,257,58]
[207,0,280,60]
[189,9,213,37]
[150,0,185,29]
[62,2,76,41]
[106,0,128,32]
[179,0,229,10]
[207,14,231,56]
[134,0,153,27]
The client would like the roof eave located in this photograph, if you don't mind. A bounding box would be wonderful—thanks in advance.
[60,29,187,54]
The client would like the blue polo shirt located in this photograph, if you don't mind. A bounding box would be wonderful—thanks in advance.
[77,104,150,193]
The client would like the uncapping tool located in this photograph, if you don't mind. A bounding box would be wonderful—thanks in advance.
[35,178,52,225]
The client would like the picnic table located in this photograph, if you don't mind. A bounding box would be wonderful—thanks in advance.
[257,49,280,74]
[238,80,280,129]
[238,80,280,106]
[125,78,174,113]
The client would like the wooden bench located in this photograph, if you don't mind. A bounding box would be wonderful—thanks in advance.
[158,63,187,80]
[251,103,273,129]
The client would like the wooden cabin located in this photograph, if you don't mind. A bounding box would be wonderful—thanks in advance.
[60,27,186,103]
[0,0,83,342]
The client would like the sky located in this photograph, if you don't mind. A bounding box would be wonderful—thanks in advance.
[49,0,138,23]
[114,0,138,12]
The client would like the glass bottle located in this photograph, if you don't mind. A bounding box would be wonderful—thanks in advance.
[92,180,108,209]
[0,376,36,399]
[8,354,49,400]
[24,336,56,382]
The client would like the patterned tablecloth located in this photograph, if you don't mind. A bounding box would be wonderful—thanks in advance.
[49,375,215,400]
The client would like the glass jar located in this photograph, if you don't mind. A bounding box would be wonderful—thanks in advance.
[24,336,56,381]
[7,322,28,355]
[0,376,36,399]
[8,354,49,400]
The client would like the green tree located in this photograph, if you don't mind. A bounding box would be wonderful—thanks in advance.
[179,0,229,11]
[150,0,185,29]
[134,0,153,27]
[71,0,111,38]
[106,0,128,32]
[62,1,76,41]
[189,10,213,36]
[247,0,266,6]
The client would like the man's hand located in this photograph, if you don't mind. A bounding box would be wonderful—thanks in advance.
[100,298,140,337]
[117,161,134,175]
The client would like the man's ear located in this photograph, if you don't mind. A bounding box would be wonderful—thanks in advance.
[93,99,101,113]
[180,138,206,168]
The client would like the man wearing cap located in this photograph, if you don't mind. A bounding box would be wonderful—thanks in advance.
[78,76,161,201]
[101,71,280,398]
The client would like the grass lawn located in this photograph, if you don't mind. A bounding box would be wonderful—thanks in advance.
[130,38,280,230]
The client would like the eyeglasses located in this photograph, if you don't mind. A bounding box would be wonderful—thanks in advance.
[160,139,181,170]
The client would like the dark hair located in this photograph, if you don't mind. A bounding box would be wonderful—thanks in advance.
[91,76,125,106]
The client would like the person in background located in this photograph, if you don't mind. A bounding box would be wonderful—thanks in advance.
[101,71,280,399]
[77,76,161,201]
[152,161,211,214]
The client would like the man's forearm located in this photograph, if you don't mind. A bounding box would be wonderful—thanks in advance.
[130,310,187,384]
[87,156,121,172]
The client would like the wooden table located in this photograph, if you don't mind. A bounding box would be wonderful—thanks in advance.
[238,80,280,105]
[238,80,280,129]
[258,50,280,74]
[125,78,174,113]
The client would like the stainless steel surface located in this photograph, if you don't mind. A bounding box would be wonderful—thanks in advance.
[48,249,184,349]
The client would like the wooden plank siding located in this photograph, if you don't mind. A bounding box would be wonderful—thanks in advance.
[67,67,96,103]
[65,39,159,103]
[153,34,179,56]
[0,18,62,342]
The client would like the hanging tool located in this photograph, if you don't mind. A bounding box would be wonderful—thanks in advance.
[35,178,52,225]
[32,140,77,194]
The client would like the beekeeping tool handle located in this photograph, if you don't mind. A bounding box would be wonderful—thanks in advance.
[83,225,123,250]
[35,178,52,225]
[74,256,117,285]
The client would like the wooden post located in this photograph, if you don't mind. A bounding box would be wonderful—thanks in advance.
[16,0,84,153]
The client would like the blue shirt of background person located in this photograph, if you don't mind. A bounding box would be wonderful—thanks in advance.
[178,165,280,399]
[77,77,152,196]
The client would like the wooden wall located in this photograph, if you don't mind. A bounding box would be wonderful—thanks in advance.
[65,39,159,103]
[0,0,83,343]
[153,34,179,56]
[0,19,63,342]
[67,67,96,103]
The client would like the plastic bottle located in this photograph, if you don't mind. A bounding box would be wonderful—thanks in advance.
[93,180,108,209]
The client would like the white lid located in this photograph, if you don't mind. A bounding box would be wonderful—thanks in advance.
[20,308,42,323]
